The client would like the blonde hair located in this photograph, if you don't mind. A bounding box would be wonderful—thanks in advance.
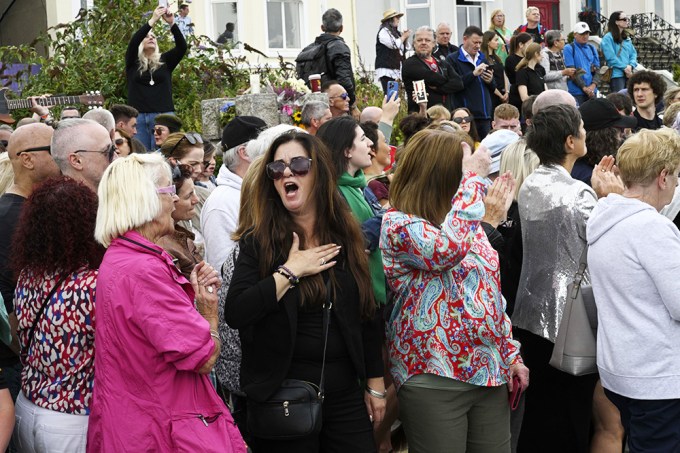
[489,9,506,31]
[232,156,264,242]
[617,128,680,188]
[494,103,520,121]
[137,36,163,75]
[663,87,680,108]
[95,153,171,247]
[0,152,13,196]
[516,43,542,71]
[390,129,472,225]
[663,102,680,128]
[426,105,452,123]
[499,139,539,200]
[525,6,539,19]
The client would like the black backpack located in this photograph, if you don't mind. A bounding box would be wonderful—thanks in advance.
[295,40,330,88]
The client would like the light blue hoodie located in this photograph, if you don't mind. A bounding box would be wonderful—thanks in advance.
[587,194,680,399]
[601,33,638,79]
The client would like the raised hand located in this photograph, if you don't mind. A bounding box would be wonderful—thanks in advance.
[462,142,491,178]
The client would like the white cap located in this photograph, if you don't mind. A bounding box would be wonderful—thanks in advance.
[573,22,591,34]
[480,129,521,174]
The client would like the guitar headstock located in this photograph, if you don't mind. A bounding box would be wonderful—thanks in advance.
[79,91,104,109]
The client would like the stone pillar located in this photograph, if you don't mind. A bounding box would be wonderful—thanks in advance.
[235,93,279,127]
[200,97,235,141]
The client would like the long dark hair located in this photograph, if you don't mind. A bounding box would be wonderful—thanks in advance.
[481,31,501,65]
[607,11,629,43]
[12,176,104,277]
[249,132,375,318]
[316,116,359,177]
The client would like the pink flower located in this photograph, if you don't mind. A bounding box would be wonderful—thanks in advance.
[281,104,294,116]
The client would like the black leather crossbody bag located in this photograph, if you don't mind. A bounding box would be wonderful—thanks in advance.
[246,281,332,439]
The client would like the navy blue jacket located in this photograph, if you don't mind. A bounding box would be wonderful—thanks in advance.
[446,50,495,120]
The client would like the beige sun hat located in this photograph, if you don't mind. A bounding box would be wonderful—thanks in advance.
[382,9,404,22]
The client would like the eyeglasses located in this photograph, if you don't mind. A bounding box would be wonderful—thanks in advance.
[453,116,473,124]
[266,156,312,180]
[617,17,630,22]
[495,14,505,18]
[74,143,116,162]
[0,140,7,148]
[167,132,203,157]
[16,145,51,156]
[156,185,177,195]
[114,138,126,147]
[153,127,168,135]
[330,93,349,101]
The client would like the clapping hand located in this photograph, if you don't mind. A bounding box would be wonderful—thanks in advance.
[591,155,624,198]
[191,261,221,319]
[483,172,516,227]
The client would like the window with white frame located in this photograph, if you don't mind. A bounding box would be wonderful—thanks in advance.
[211,0,240,45]
[404,0,432,31]
[456,0,482,35]
[266,0,302,49]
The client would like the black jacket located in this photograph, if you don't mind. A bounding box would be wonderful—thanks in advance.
[315,33,356,106]
[401,55,464,113]
[224,234,383,402]
[433,43,459,63]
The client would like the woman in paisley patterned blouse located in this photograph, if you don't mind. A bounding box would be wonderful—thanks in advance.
[11,176,104,452]
[380,129,529,452]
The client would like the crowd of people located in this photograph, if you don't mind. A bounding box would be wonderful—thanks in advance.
[0,3,680,453]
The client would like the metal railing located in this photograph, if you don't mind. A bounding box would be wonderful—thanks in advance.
[629,12,680,69]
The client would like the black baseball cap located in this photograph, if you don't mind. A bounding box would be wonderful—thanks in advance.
[579,98,638,131]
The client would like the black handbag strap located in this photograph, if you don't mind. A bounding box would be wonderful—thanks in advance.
[21,272,70,361]
[318,280,332,399]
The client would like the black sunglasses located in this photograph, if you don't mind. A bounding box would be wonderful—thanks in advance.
[16,145,52,156]
[74,143,116,162]
[266,156,312,180]
[168,132,203,156]
[0,140,7,148]
[453,116,473,124]
[114,138,126,146]
[331,93,349,100]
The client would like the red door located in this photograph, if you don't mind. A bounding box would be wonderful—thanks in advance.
[529,0,560,30]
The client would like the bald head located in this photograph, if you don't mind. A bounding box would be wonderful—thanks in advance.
[6,123,59,194]
[532,90,577,115]
[52,119,113,191]
[360,106,383,124]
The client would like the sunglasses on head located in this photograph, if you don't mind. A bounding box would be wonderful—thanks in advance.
[74,143,116,162]
[266,156,312,180]
[167,132,204,156]
[453,116,473,124]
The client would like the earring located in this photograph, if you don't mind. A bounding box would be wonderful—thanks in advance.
[348,154,352,158]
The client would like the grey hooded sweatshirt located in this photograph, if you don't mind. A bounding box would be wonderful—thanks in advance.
[587,193,680,399]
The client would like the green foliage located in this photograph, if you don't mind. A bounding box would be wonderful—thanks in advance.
[0,0,255,129]
[673,64,680,84]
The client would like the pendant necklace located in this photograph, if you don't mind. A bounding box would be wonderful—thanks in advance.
[149,71,155,86]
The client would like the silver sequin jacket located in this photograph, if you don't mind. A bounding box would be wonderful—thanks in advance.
[512,164,597,342]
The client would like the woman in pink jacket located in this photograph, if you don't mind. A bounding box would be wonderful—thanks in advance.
[87,153,245,452]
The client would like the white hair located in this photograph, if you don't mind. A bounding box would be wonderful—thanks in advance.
[224,124,305,172]
[82,109,115,134]
[51,119,103,172]
[95,153,171,247]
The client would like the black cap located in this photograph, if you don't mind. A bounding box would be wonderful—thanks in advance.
[221,116,267,150]
[579,99,638,131]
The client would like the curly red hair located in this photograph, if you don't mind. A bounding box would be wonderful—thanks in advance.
[11,176,104,277]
